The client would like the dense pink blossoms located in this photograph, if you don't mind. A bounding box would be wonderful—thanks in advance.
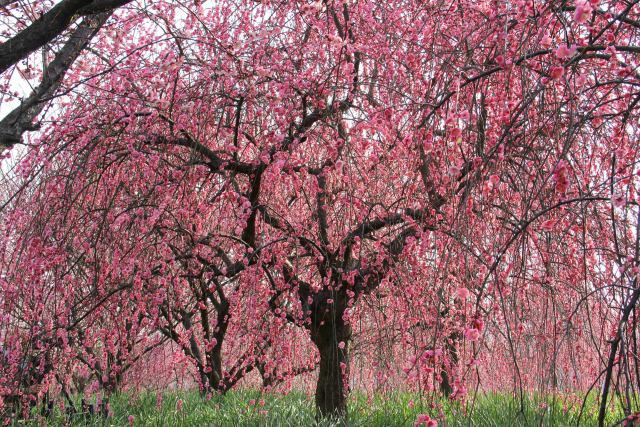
[0,0,639,424]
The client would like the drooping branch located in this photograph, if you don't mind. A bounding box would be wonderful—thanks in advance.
[0,12,112,148]
[0,0,132,74]
[159,134,257,175]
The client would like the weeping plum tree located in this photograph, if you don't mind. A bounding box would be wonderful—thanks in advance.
[151,205,305,395]
[0,155,162,414]
[1,0,640,424]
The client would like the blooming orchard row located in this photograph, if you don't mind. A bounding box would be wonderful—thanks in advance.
[0,0,639,424]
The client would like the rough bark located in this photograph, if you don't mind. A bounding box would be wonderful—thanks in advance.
[439,332,460,397]
[0,0,132,74]
[0,12,111,148]
[310,311,351,418]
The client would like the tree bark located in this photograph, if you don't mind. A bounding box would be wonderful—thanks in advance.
[439,331,461,397]
[0,0,132,75]
[310,314,351,419]
[195,349,223,396]
[0,12,111,148]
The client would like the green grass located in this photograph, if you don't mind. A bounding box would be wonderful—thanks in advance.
[22,389,626,426]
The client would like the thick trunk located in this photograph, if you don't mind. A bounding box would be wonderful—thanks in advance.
[211,347,223,386]
[102,375,120,396]
[198,354,223,396]
[311,318,351,419]
[197,368,210,396]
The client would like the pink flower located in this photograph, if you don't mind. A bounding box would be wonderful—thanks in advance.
[128,415,135,427]
[456,287,470,300]
[338,341,346,349]
[449,127,462,140]
[574,2,593,24]
[612,194,626,208]
[464,327,480,342]
[576,74,587,86]
[540,34,552,48]
[176,399,183,412]
[554,44,577,60]
[540,219,556,231]
[553,160,570,194]
[415,414,437,427]
[549,66,564,80]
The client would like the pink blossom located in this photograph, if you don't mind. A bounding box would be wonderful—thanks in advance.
[540,219,556,231]
[473,318,485,332]
[456,287,470,300]
[554,44,577,60]
[612,194,626,208]
[549,66,564,80]
[415,414,437,427]
[464,328,480,342]
[540,34,552,48]
[553,160,570,194]
[574,2,593,24]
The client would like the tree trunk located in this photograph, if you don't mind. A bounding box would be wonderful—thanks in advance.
[311,316,351,419]
[440,331,460,397]
[208,347,224,392]
[198,353,223,396]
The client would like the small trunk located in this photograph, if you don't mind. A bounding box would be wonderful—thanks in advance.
[256,362,274,389]
[311,318,351,419]
[439,331,460,397]
[102,370,122,396]
[197,347,225,396]
[198,356,223,396]
[197,368,209,396]
[210,348,225,393]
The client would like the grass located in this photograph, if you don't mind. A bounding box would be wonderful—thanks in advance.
[21,389,626,426]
